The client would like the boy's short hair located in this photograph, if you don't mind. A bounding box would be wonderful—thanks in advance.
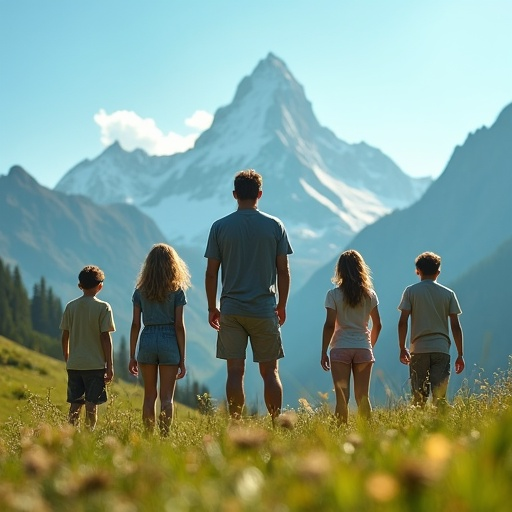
[415,252,441,276]
[234,169,262,200]
[79,265,105,289]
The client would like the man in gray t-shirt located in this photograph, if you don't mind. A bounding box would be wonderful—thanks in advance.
[398,252,464,406]
[204,169,293,420]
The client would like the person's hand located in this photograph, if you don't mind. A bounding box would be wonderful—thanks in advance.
[275,305,286,325]
[455,355,465,374]
[208,308,220,330]
[177,361,187,379]
[128,357,138,377]
[400,348,411,365]
[321,352,330,372]
[104,366,114,384]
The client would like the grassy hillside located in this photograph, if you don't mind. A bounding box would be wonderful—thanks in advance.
[0,336,195,424]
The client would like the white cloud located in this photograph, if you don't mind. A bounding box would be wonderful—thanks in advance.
[93,109,213,155]
[185,110,214,131]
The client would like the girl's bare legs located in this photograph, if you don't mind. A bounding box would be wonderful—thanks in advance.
[353,362,373,420]
[158,365,179,436]
[330,362,352,423]
[140,363,158,433]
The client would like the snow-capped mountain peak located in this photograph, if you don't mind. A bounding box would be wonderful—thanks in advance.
[55,53,431,286]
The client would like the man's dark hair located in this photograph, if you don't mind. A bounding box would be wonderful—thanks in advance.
[79,265,105,289]
[415,252,441,276]
[234,169,262,200]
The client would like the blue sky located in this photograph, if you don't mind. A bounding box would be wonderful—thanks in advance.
[1,0,511,188]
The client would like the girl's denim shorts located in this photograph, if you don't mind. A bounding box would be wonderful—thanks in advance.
[137,324,180,365]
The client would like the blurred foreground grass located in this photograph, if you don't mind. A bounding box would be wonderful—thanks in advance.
[1,354,512,511]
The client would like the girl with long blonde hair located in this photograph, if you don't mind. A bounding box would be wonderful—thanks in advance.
[129,243,191,435]
[320,249,382,423]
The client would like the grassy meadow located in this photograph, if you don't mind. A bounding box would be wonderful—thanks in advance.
[1,335,512,511]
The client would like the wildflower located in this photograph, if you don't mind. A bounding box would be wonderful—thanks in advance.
[365,472,399,502]
[76,469,112,494]
[346,432,363,448]
[399,458,438,490]
[342,442,355,455]
[21,444,56,477]
[298,398,314,414]
[274,410,298,429]
[235,466,264,501]
[296,450,331,481]
[227,427,269,449]
[424,433,452,465]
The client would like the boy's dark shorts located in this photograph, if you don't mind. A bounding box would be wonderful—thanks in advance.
[67,369,107,405]
[410,353,450,398]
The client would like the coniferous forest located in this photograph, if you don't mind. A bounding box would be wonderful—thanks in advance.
[0,258,62,358]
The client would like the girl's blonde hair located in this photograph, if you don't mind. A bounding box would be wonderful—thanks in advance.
[332,249,373,308]
[136,243,191,302]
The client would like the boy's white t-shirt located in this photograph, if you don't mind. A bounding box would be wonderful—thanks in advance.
[60,295,116,370]
[398,279,462,354]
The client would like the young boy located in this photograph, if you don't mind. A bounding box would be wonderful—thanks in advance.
[398,252,464,406]
[61,265,116,430]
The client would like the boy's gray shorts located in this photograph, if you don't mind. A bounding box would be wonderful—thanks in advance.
[410,352,450,397]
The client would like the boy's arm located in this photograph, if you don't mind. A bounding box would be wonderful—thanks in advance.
[61,330,70,362]
[174,305,186,379]
[450,313,465,373]
[398,310,411,365]
[100,331,114,383]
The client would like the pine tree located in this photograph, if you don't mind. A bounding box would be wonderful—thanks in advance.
[114,335,133,382]
[12,266,32,330]
[46,287,62,338]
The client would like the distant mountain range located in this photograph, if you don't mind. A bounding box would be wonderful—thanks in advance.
[1,53,510,409]
[282,102,512,406]
[55,53,430,288]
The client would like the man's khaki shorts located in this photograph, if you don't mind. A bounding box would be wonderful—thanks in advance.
[217,314,284,362]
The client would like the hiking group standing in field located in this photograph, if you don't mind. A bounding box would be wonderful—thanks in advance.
[60,169,464,431]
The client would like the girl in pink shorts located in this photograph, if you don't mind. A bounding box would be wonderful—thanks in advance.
[320,250,382,423]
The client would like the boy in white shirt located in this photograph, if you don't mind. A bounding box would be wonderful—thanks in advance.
[398,252,464,406]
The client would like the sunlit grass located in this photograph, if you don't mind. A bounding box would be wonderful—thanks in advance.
[1,360,512,511]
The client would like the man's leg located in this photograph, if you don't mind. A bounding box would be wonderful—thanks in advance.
[226,358,246,419]
[259,360,282,419]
